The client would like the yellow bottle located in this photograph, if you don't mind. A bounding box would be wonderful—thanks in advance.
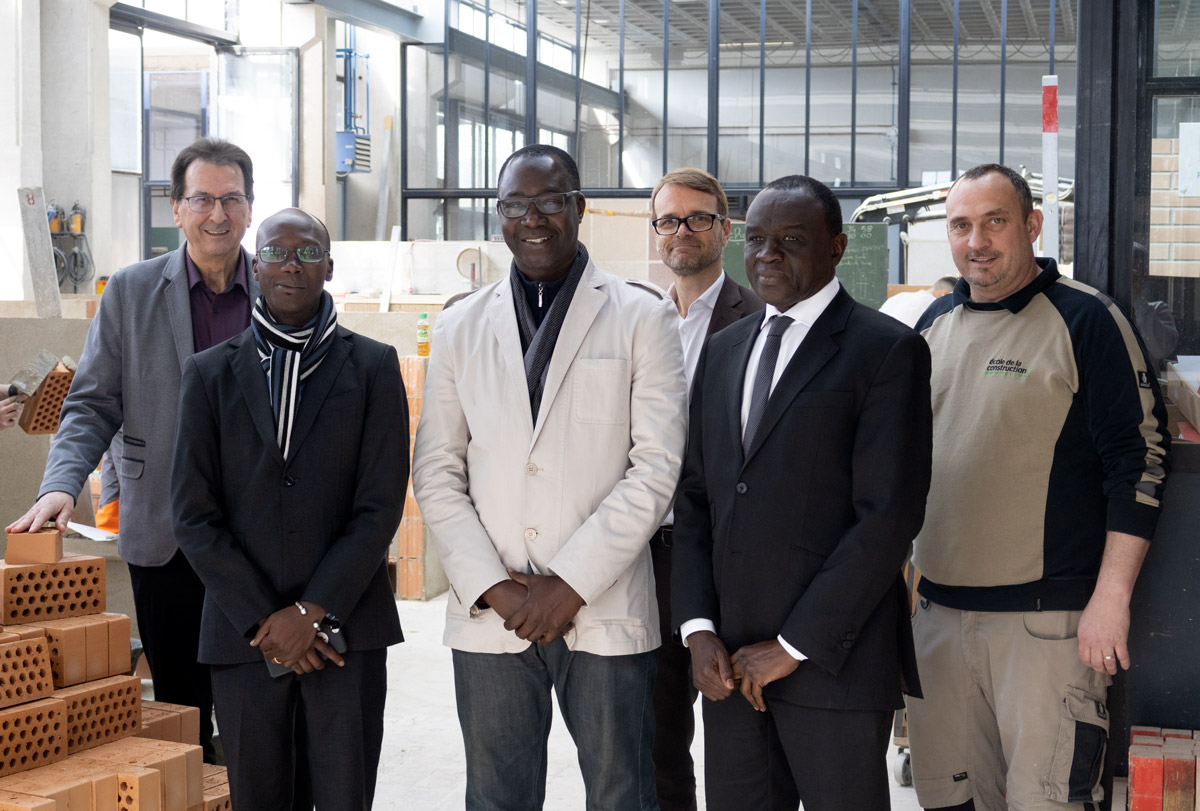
[417,313,430,357]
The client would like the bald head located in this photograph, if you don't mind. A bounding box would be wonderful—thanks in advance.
[256,208,331,251]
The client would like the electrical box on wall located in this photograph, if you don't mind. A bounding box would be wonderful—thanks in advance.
[336,131,372,173]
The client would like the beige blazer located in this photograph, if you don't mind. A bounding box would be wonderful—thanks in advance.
[413,259,687,656]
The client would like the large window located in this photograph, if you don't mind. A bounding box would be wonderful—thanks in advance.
[403,0,1078,239]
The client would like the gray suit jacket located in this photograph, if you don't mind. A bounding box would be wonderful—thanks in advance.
[40,244,258,567]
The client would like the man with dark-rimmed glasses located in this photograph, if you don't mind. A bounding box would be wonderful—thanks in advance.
[646,167,762,811]
[8,137,259,767]
[414,144,687,810]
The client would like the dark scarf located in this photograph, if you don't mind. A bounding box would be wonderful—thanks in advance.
[250,292,338,460]
[511,245,590,425]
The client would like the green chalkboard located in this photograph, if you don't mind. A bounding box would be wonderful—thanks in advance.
[837,223,889,309]
[721,221,889,308]
[722,222,749,287]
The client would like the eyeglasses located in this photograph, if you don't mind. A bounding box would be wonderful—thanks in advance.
[179,193,251,214]
[256,245,327,264]
[497,191,581,219]
[652,213,725,236]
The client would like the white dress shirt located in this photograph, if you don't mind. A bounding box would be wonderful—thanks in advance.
[681,276,842,661]
[667,272,726,394]
[662,272,726,527]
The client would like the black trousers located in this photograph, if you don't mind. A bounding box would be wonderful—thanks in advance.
[127,550,214,758]
[212,649,388,811]
[650,526,699,811]
[703,694,893,811]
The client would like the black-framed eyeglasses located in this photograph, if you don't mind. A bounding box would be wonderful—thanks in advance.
[179,193,251,214]
[497,191,581,219]
[652,213,725,236]
[256,245,327,264]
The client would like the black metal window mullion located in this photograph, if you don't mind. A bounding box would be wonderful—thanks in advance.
[999,0,1007,164]
[759,0,766,186]
[951,0,959,178]
[851,0,859,185]
[804,0,811,176]
[483,0,491,233]
[525,0,537,144]
[619,0,626,186]
[574,0,582,168]
[707,0,719,177]
[662,0,669,178]
[897,0,910,187]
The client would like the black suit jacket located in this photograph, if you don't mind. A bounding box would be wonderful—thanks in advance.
[706,274,764,338]
[171,325,407,665]
[672,286,930,711]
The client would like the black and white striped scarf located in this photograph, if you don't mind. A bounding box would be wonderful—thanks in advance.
[250,292,338,460]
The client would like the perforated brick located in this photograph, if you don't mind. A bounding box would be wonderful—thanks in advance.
[0,767,87,809]
[100,615,132,677]
[141,703,198,747]
[0,629,45,643]
[80,738,200,811]
[0,698,65,778]
[113,766,160,811]
[0,638,52,710]
[4,531,62,567]
[0,790,55,810]
[137,709,179,743]
[28,620,85,689]
[0,555,106,624]
[201,784,231,811]
[20,756,119,811]
[54,675,141,753]
[18,362,75,436]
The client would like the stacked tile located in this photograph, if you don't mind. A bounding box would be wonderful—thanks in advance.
[200,764,231,811]
[396,356,429,599]
[138,702,199,746]
[1128,726,1200,810]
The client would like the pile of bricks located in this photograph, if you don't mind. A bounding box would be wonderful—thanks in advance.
[396,356,429,599]
[1129,725,1200,810]
[0,527,231,810]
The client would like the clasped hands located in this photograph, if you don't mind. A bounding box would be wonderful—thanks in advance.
[251,600,344,675]
[482,569,583,645]
[686,631,799,712]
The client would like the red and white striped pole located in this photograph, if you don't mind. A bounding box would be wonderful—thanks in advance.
[1042,75,1060,261]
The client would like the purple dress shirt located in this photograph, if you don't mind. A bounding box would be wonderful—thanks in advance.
[185,250,252,352]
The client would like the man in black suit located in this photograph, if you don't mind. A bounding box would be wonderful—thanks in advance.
[171,208,407,809]
[648,167,763,811]
[672,175,932,811]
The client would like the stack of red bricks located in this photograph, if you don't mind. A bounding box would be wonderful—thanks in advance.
[0,527,230,810]
[394,356,428,599]
[1129,725,1200,810]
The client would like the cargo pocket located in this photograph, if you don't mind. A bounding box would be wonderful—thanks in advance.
[1045,684,1109,804]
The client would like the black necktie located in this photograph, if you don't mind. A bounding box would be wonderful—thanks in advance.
[744,315,794,453]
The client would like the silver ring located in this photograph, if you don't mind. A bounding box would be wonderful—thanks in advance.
[1103,655,1114,661]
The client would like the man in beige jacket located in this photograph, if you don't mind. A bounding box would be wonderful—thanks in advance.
[413,144,687,811]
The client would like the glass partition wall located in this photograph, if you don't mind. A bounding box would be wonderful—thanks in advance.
[401,0,1076,241]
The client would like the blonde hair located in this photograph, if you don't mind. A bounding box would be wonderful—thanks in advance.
[651,168,729,219]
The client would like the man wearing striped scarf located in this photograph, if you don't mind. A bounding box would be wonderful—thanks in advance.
[172,208,407,809]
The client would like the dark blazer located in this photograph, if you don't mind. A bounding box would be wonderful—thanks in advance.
[672,286,931,711]
[171,325,407,665]
[706,274,764,338]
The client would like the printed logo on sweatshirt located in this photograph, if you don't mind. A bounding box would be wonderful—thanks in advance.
[984,357,1028,378]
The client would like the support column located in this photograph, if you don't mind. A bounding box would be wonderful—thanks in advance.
[0,0,45,301]
[39,0,116,291]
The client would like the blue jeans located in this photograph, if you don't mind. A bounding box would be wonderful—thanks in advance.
[452,639,659,811]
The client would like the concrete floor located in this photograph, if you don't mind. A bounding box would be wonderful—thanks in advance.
[376,593,929,810]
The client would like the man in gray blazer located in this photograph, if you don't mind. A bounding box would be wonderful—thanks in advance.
[7,138,258,762]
